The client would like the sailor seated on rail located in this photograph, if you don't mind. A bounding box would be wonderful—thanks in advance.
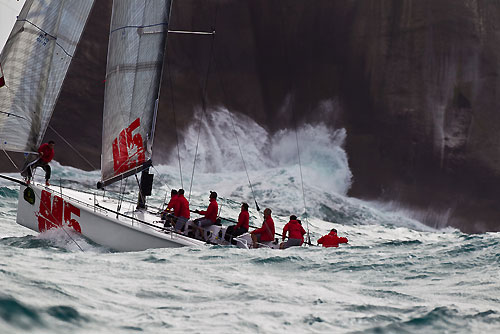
[250,208,275,248]
[170,189,190,232]
[192,191,218,241]
[279,215,306,249]
[161,189,179,227]
[224,202,250,245]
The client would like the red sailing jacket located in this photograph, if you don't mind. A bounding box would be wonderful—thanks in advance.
[164,195,179,213]
[176,195,190,219]
[198,198,218,223]
[236,210,249,230]
[282,220,306,241]
[251,215,275,242]
[38,143,54,163]
[317,231,348,248]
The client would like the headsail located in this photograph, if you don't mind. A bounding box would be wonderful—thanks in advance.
[100,0,171,187]
[0,0,95,153]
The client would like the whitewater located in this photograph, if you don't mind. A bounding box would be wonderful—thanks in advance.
[0,109,499,333]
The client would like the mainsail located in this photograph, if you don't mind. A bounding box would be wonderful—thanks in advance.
[100,0,172,186]
[0,0,95,153]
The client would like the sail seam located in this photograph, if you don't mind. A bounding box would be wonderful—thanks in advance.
[110,22,167,34]
[0,110,28,120]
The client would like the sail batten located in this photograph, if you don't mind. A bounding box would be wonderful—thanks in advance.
[0,0,96,153]
[100,0,171,185]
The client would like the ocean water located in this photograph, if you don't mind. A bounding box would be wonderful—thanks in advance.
[1,111,499,333]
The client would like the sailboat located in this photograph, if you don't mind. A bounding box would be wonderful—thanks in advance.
[0,0,262,251]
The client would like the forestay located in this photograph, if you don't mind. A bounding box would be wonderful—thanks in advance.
[100,0,171,186]
[0,0,95,153]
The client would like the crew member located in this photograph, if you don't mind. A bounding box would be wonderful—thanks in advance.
[280,215,306,249]
[317,228,348,248]
[224,202,250,244]
[175,189,190,232]
[250,208,275,248]
[22,140,55,186]
[194,191,218,240]
[162,189,179,226]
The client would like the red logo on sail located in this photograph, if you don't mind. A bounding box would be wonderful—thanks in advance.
[37,190,81,233]
[112,118,145,174]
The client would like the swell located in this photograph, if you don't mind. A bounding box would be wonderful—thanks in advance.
[358,307,500,334]
[0,187,18,199]
[0,295,89,330]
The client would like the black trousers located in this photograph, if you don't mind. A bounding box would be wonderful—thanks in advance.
[24,161,51,180]
[224,225,248,244]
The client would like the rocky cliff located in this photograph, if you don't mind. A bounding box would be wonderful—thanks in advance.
[2,0,499,232]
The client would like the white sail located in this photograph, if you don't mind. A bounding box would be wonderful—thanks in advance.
[100,0,171,186]
[0,0,95,153]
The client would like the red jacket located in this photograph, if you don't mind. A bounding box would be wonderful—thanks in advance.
[198,198,218,223]
[176,195,190,219]
[282,220,306,241]
[38,143,54,163]
[164,195,179,214]
[317,231,348,248]
[251,215,275,242]
[236,210,249,230]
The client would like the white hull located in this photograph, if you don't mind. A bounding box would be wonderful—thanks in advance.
[16,183,205,251]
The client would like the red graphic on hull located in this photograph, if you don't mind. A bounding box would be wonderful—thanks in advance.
[38,190,81,233]
[112,118,145,175]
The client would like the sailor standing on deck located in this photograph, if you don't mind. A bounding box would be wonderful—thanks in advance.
[21,140,55,186]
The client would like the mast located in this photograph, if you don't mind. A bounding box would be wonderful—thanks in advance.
[99,0,172,193]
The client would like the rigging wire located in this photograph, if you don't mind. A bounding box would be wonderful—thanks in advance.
[212,53,261,212]
[165,47,184,189]
[229,113,260,212]
[277,10,312,245]
[2,148,20,171]
[187,4,218,202]
[188,111,203,203]
[151,164,173,212]
[48,125,97,170]
[295,127,311,245]
[117,176,128,216]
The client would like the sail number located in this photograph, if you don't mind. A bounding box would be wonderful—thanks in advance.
[37,33,49,47]
[37,190,82,233]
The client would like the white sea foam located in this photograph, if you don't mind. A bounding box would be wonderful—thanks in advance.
[1,108,448,237]
[156,107,441,233]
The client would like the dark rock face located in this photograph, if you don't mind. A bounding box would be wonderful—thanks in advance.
[2,0,499,232]
[337,0,500,233]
